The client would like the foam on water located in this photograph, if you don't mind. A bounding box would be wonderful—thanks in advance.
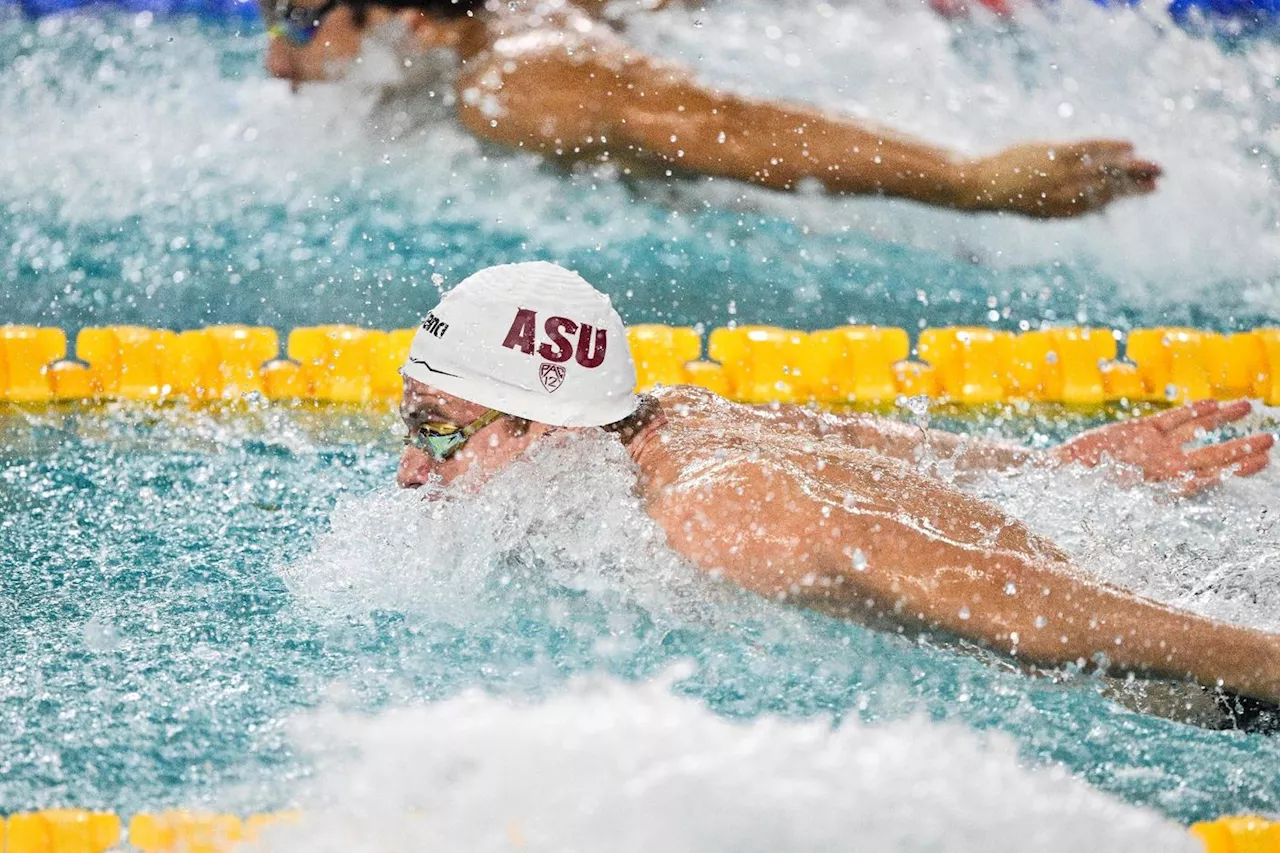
[254,673,1198,853]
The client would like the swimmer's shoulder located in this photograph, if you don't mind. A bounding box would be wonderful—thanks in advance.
[651,383,746,421]
[652,382,728,405]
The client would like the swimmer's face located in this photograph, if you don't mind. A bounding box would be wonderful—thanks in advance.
[397,378,539,490]
[264,3,469,90]
[263,0,370,88]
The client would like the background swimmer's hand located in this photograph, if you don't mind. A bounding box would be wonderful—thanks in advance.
[959,140,1162,218]
[1052,400,1274,497]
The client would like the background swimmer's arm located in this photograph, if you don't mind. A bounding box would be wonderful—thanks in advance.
[648,459,1280,703]
[563,0,671,20]
[457,47,1159,217]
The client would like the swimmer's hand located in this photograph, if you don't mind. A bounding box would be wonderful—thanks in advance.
[958,140,1162,218]
[1052,400,1274,497]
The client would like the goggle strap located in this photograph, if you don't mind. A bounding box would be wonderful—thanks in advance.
[459,409,504,440]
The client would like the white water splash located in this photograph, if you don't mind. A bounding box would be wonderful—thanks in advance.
[281,431,715,626]
[248,673,1196,853]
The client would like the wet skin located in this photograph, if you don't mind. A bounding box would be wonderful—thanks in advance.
[398,377,1280,704]
[265,0,1162,218]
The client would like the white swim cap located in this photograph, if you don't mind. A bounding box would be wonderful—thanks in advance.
[400,261,639,427]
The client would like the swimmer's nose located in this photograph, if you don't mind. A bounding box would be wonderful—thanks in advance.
[265,38,296,83]
[397,447,430,489]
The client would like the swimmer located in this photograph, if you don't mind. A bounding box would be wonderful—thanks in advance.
[261,0,1162,218]
[395,261,1280,714]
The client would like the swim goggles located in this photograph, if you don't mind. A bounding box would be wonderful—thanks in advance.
[261,0,342,46]
[403,409,504,462]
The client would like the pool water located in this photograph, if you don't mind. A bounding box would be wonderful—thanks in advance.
[2,0,1280,847]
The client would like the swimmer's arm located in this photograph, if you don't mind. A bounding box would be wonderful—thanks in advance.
[755,400,1273,492]
[650,463,1280,703]
[751,404,1039,474]
[461,50,968,205]
[569,0,673,18]
[457,48,1159,216]
[821,413,1038,473]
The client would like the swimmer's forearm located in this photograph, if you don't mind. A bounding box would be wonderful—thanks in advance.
[818,413,1040,473]
[829,537,1280,703]
[652,94,974,204]
[920,431,1040,473]
[985,565,1280,704]
[467,51,994,209]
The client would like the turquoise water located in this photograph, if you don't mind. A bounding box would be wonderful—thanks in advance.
[2,1,1280,847]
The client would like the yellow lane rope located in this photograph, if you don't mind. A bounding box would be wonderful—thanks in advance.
[0,809,1274,851]
[1,323,1277,406]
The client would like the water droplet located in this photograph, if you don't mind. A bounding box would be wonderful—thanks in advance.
[958,605,971,620]
[902,395,930,418]
[850,548,868,571]
[83,615,120,653]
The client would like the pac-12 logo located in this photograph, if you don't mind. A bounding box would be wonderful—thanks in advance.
[539,363,566,393]
[501,308,607,368]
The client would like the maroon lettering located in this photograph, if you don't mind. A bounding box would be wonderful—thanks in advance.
[501,308,537,354]
[575,324,607,368]
[538,316,577,363]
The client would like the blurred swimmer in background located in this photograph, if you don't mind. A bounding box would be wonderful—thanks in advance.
[260,0,1162,218]
[397,262,1280,726]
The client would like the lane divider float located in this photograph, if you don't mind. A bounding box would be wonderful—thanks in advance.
[0,809,1275,851]
[1,323,1278,405]
[0,810,298,852]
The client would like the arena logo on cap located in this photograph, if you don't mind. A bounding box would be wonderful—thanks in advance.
[500,308,608,369]
[421,312,449,339]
